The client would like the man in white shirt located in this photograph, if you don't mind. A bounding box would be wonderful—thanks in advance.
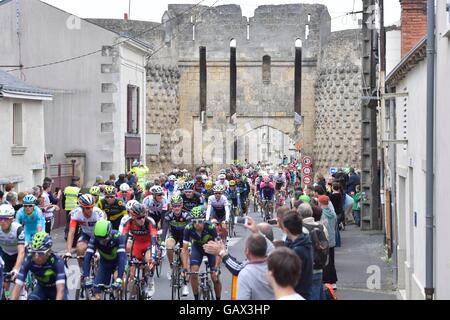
[267,247,305,300]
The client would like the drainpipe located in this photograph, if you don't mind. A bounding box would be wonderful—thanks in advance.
[425,0,435,301]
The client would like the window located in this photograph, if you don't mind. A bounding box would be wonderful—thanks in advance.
[13,103,23,146]
[127,85,140,134]
[262,55,271,84]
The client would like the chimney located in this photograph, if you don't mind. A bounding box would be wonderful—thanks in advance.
[124,13,129,22]
[400,0,427,57]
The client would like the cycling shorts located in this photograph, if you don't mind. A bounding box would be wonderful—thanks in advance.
[189,244,216,268]
[77,232,91,244]
[28,284,68,300]
[130,240,151,261]
[1,252,17,272]
[94,260,117,294]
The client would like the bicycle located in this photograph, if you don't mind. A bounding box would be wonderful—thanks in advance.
[228,205,238,238]
[96,278,124,300]
[155,230,166,278]
[124,259,148,300]
[170,243,186,300]
[187,257,215,300]
[1,272,14,300]
[261,199,274,222]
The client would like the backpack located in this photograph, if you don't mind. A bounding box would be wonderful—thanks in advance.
[304,224,329,270]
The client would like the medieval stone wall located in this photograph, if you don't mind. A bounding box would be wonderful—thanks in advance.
[314,29,363,174]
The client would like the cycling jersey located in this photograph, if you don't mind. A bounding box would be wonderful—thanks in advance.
[0,222,25,256]
[225,188,240,207]
[183,222,220,267]
[161,211,191,244]
[16,207,45,244]
[116,191,134,203]
[236,181,250,200]
[205,195,230,222]
[215,180,230,189]
[16,254,66,289]
[181,192,203,214]
[69,207,105,240]
[259,182,275,200]
[193,181,204,194]
[121,216,157,260]
[98,198,127,230]
[143,195,169,226]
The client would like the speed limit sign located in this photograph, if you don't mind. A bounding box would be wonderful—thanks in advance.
[302,166,313,175]
[302,156,313,166]
[302,175,312,185]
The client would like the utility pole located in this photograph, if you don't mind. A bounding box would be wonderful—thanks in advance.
[361,0,381,230]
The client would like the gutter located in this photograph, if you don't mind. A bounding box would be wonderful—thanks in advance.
[425,0,435,300]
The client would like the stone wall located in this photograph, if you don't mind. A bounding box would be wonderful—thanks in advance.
[314,29,363,174]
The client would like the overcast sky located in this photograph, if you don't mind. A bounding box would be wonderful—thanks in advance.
[41,0,401,31]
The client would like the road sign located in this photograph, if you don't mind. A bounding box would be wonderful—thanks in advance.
[302,156,313,166]
[329,167,338,176]
[302,166,313,175]
[302,175,312,185]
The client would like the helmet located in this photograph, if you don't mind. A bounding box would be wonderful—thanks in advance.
[169,175,176,181]
[191,206,205,219]
[235,173,241,179]
[120,183,130,192]
[150,186,164,195]
[218,174,226,180]
[104,186,116,196]
[130,202,145,217]
[269,170,275,175]
[183,181,194,191]
[126,200,139,211]
[201,175,208,181]
[205,181,213,190]
[94,220,112,239]
[264,177,271,183]
[145,181,154,190]
[0,204,15,218]
[213,185,223,193]
[171,195,183,205]
[220,185,227,192]
[30,232,52,252]
[79,194,95,208]
[229,180,236,186]
[195,175,202,180]
[132,160,140,167]
[89,186,101,196]
[23,194,37,206]
[219,169,226,175]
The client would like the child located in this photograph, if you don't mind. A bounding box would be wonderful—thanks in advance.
[352,185,362,227]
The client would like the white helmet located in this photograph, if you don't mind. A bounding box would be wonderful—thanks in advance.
[150,186,164,194]
[201,175,208,181]
[218,174,226,180]
[0,204,15,218]
[169,175,176,181]
[120,183,130,192]
[126,199,140,211]
[269,169,275,175]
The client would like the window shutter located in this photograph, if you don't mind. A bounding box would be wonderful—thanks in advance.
[127,85,133,133]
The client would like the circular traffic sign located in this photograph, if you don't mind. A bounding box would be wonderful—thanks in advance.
[302,175,312,185]
[302,156,313,166]
[302,166,313,175]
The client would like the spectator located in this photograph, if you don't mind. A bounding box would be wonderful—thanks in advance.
[115,174,127,190]
[62,177,81,241]
[105,174,116,186]
[5,192,17,206]
[281,211,313,300]
[267,247,304,300]
[315,173,327,193]
[17,192,26,208]
[5,183,15,193]
[42,177,60,207]
[0,190,4,204]
[329,183,344,228]
[318,195,338,290]
[345,168,360,194]
[42,182,59,234]
[236,234,275,300]
[352,185,362,227]
[299,203,329,300]
[94,175,104,186]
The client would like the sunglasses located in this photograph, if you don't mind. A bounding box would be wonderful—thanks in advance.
[172,204,183,208]
[24,205,35,208]
[105,196,115,199]
[214,192,222,195]
[155,194,164,197]
[135,216,145,220]
[31,249,51,257]
[192,219,205,224]
[0,217,13,222]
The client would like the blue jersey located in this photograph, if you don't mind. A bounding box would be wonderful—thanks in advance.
[162,211,191,241]
[83,230,127,279]
[183,222,220,247]
[16,254,66,288]
[16,207,45,243]
[225,188,240,207]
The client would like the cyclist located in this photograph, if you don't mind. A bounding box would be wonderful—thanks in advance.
[82,220,127,300]
[193,175,205,194]
[274,169,287,192]
[143,181,154,199]
[0,204,25,297]
[203,181,214,201]
[16,194,45,244]
[235,174,250,215]
[89,186,102,208]
[181,181,203,214]
[98,186,127,231]
[117,183,134,203]
[143,186,169,229]
[121,202,158,299]
[225,168,235,181]
[164,175,178,201]
[161,195,191,296]
[206,185,230,242]
[64,194,106,268]
[225,181,241,216]
[260,177,275,219]
[181,206,222,300]
[215,174,229,189]
[11,232,67,300]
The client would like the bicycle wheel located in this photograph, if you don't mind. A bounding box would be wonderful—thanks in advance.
[156,255,163,278]
[171,269,181,300]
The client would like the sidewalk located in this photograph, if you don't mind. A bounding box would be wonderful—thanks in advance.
[335,224,397,300]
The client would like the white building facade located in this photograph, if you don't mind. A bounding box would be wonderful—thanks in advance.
[0,0,149,187]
